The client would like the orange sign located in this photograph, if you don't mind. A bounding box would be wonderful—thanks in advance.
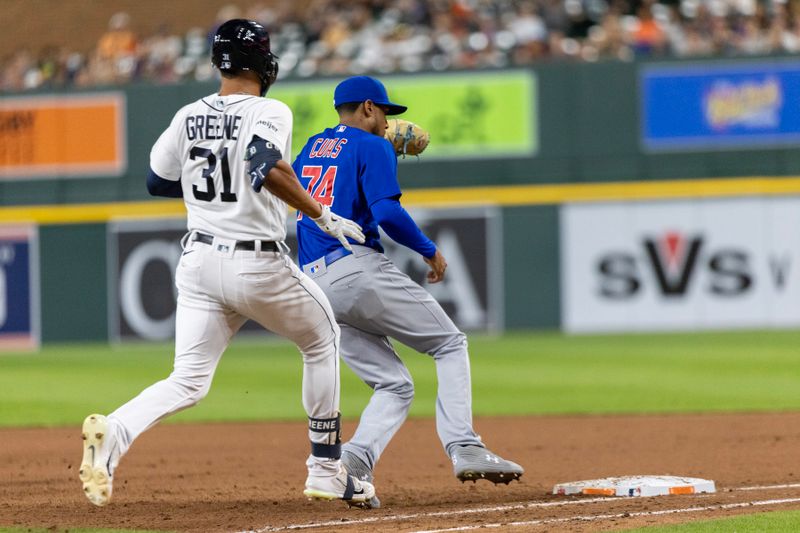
[0,93,126,179]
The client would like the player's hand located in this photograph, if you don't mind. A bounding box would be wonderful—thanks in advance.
[312,204,365,252]
[423,250,447,283]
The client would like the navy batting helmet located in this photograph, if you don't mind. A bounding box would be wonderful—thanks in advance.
[212,19,279,95]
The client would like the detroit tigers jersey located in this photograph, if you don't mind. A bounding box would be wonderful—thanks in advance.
[293,124,400,265]
[150,93,293,241]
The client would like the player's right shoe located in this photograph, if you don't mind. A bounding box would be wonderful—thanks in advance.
[451,444,524,484]
[304,461,376,508]
[79,414,120,506]
[341,450,381,509]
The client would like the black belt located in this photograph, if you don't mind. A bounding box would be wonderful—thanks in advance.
[192,232,279,252]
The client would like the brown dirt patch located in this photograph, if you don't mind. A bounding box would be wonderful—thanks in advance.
[1,413,799,532]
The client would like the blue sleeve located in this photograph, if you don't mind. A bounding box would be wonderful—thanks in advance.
[372,197,436,258]
[359,137,402,206]
[146,168,183,198]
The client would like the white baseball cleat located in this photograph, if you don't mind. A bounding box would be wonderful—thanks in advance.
[79,414,120,506]
[304,463,376,508]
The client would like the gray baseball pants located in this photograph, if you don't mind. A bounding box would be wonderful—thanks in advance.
[304,245,482,470]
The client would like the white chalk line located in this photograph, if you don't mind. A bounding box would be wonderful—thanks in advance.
[237,482,800,533]
[412,497,800,533]
[238,497,614,533]
[737,482,800,491]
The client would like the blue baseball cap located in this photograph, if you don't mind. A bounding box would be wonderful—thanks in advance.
[333,76,407,115]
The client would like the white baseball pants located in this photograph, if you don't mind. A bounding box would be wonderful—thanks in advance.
[109,235,341,468]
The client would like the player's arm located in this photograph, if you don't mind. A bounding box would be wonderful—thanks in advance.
[146,169,183,198]
[266,160,323,216]
[245,135,321,216]
[372,197,446,283]
[246,135,364,249]
[148,112,184,198]
[362,138,447,282]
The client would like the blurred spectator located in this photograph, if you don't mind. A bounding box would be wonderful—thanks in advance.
[4,0,800,93]
[97,12,138,82]
[630,1,667,55]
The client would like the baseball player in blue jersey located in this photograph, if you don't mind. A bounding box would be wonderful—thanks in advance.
[293,76,524,508]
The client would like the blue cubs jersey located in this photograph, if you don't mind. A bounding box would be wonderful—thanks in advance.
[293,124,400,266]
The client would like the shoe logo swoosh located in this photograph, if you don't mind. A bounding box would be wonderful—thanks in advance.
[106,441,119,477]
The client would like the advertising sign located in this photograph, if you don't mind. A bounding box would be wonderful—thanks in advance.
[108,220,184,341]
[110,208,501,341]
[0,92,126,179]
[0,225,38,350]
[561,197,800,332]
[270,71,537,159]
[641,61,800,151]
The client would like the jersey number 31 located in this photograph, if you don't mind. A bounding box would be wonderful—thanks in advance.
[298,165,337,220]
[190,146,237,203]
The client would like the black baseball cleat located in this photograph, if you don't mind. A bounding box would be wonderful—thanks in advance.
[451,445,524,484]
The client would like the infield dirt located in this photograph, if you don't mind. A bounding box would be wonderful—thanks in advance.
[1,413,799,532]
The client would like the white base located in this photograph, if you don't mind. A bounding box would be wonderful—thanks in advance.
[553,475,716,497]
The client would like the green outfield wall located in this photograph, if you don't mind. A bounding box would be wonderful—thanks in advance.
[5,56,800,343]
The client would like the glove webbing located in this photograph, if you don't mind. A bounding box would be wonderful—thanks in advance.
[398,123,414,158]
[308,413,341,459]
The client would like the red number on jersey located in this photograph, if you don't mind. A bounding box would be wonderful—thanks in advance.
[298,165,337,220]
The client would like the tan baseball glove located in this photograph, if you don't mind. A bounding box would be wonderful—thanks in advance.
[384,119,430,157]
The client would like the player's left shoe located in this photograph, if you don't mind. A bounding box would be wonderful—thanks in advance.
[451,444,524,484]
[304,461,376,508]
[79,414,120,506]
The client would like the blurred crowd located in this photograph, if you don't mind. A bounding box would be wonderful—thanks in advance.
[3,0,800,92]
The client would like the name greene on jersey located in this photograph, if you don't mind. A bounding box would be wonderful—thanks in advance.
[185,114,242,141]
[309,137,347,158]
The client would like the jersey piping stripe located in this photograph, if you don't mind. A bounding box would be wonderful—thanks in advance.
[200,99,224,112]
[289,268,340,417]
[3,175,800,224]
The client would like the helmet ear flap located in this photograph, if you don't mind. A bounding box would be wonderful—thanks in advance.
[256,53,279,96]
[266,53,279,85]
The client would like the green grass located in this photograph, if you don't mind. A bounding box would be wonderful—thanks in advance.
[0,329,799,427]
[620,509,800,531]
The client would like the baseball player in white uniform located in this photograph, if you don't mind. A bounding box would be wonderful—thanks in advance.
[79,19,375,508]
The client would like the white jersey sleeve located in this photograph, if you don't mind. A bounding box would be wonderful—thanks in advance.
[251,99,293,162]
[149,109,187,181]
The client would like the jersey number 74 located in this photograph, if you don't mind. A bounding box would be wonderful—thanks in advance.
[298,165,337,220]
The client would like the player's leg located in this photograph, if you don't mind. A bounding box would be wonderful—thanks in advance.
[338,252,481,453]
[108,295,245,450]
[239,254,374,506]
[80,245,246,506]
[327,251,523,483]
[338,324,414,469]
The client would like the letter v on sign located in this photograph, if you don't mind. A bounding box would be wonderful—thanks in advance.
[643,232,703,296]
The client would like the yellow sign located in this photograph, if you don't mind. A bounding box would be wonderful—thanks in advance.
[270,71,537,160]
[0,93,126,179]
